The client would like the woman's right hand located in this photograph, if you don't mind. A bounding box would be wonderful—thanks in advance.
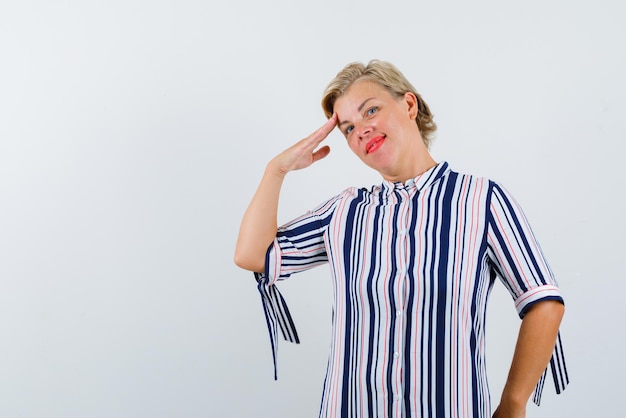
[234,114,338,272]
[269,113,338,176]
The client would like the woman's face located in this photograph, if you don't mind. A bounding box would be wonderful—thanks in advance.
[333,80,423,181]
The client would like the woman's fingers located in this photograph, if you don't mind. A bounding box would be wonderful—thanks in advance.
[274,115,338,172]
[309,113,338,145]
[299,115,336,163]
[300,113,337,151]
[311,145,331,163]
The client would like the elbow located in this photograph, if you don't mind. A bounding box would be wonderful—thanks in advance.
[233,250,265,273]
[234,235,271,273]
[233,249,249,270]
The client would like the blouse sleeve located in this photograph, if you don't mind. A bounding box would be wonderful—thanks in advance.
[486,181,563,315]
[263,208,330,285]
[252,192,343,380]
[486,180,569,405]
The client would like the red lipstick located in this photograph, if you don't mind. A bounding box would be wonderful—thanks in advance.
[365,136,385,154]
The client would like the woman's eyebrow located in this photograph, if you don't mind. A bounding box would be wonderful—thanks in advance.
[338,98,375,127]
[358,97,375,112]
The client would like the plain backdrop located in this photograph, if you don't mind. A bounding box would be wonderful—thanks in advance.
[1,0,624,417]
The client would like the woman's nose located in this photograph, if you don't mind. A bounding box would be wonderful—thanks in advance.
[355,123,372,140]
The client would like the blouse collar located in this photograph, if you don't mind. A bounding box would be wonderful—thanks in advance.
[381,161,450,197]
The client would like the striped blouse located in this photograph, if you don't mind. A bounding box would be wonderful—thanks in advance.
[255,161,568,417]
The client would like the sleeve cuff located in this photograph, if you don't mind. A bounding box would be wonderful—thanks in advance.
[254,272,300,380]
[514,284,564,318]
[264,239,285,285]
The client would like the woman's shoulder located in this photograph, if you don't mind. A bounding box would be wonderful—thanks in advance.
[324,185,366,203]
[446,165,500,188]
[309,185,377,212]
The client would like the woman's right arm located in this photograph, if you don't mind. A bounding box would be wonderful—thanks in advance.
[233,114,337,273]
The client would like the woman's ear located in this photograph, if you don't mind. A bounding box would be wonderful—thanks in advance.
[404,92,419,120]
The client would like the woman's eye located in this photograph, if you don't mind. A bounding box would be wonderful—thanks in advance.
[366,106,379,116]
[345,126,354,135]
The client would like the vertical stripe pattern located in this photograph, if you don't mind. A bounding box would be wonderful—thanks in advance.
[256,162,568,417]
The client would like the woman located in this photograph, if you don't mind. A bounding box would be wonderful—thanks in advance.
[234,60,568,418]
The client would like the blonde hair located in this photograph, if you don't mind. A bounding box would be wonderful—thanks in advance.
[322,59,436,148]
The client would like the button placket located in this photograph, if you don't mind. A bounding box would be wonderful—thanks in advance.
[392,187,412,415]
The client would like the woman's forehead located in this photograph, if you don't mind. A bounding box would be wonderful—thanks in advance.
[345,79,387,96]
[337,80,391,107]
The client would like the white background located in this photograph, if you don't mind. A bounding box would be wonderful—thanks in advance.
[1,0,624,417]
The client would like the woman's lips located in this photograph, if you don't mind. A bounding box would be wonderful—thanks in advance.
[366,136,385,154]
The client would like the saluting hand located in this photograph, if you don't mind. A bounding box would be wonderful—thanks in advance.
[269,113,338,176]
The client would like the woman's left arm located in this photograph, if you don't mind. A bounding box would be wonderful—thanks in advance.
[492,300,565,418]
